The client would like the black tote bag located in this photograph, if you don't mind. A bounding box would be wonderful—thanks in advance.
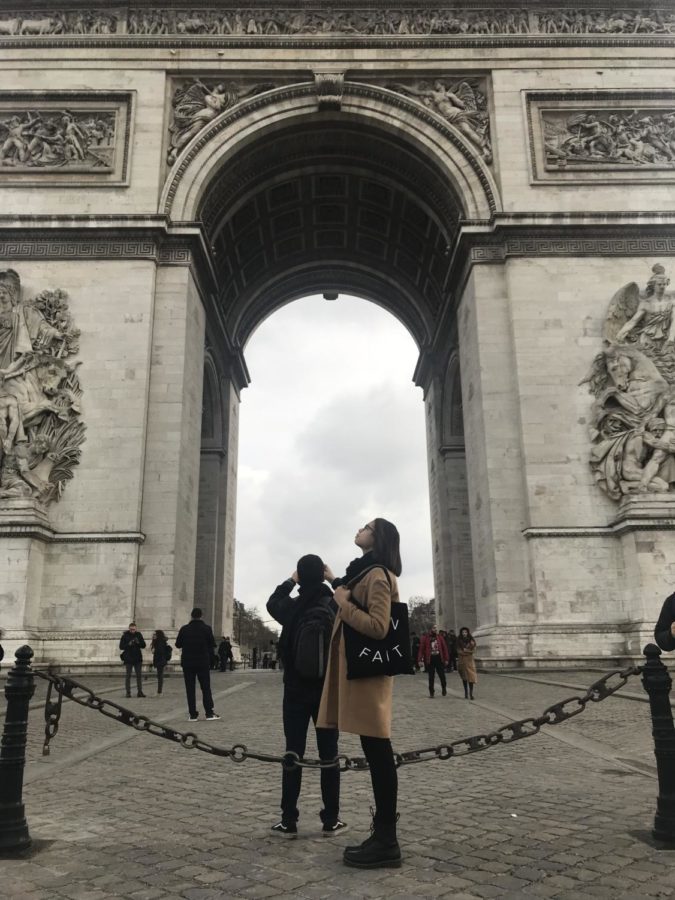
[341,566,415,680]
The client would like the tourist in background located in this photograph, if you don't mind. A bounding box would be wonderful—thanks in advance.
[418,625,448,697]
[319,518,403,869]
[410,631,420,672]
[175,607,220,721]
[119,622,146,699]
[0,628,4,671]
[446,629,458,672]
[457,627,477,699]
[266,554,344,838]
[151,629,172,694]
[218,635,234,671]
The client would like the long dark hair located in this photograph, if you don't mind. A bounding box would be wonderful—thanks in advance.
[372,518,402,576]
[151,629,167,650]
[458,627,474,647]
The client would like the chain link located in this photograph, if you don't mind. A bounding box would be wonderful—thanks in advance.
[35,664,642,770]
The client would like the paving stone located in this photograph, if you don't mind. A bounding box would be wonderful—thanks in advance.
[1,671,670,900]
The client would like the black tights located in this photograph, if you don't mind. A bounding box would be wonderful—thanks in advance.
[462,679,474,698]
[360,735,398,826]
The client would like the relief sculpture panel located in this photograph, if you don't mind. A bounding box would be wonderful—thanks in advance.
[0,269,84,506]
[0,93,133,185]
[582,265,675,501]
[386,78,491,163]
[527,92,675,183]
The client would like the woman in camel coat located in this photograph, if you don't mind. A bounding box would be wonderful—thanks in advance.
[457,626,477,699]
[319,518,402,870]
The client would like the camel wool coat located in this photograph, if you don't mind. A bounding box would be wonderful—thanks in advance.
[317,566,398,739]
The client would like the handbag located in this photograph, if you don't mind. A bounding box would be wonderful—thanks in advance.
[341,566,414,680]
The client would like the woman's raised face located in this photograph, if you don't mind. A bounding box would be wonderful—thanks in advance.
[355,520,376,551]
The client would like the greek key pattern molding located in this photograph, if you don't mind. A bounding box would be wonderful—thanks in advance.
[1,7,675,43]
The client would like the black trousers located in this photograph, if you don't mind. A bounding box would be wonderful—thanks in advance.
[360,735,398,826]
[281,687,339,825]
[182,665,214,717]
[427,656,446,695]
[124,661,143,695]
[156,665,165,693]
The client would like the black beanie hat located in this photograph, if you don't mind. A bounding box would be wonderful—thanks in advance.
[297,554,324,586]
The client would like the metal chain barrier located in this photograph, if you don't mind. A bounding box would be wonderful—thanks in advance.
[35,664,642,770]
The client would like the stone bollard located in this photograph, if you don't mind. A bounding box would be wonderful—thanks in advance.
[0,645,35,856]
[642,643,675,844]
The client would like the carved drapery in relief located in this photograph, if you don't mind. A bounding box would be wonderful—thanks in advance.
[0,270,84,504]
[582,265,675,500]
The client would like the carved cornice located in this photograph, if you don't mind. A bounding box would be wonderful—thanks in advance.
[419,212,675,387]
[0,525,146,543]
[0,215,249,391]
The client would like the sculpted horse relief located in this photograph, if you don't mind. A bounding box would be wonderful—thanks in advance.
[0,269,84,504]
[583,264,675,500]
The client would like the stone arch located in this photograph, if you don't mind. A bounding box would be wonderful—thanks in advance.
[163,81,500,225]
[161,78,499,642]
[162,81,500,354]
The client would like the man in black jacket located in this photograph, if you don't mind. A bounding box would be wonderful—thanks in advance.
[654,592,675,652]
[119,622,146,698]
[175,607,219,721]
[266,554,345,838]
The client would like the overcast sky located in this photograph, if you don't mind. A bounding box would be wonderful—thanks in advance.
[233,294,434,630]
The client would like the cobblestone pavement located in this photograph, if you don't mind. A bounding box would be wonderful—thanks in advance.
[1,664,674,900]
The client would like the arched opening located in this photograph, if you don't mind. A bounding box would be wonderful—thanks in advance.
[172,85,496,640]
[234,294,433,621]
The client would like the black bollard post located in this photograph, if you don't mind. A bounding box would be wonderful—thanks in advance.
[642,643,675,844]
[0,645,35,856]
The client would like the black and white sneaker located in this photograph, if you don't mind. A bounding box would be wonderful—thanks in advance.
[188,714,198,722]
[205,713,220,721]
[270,821,298,838]
[322,819,349,836]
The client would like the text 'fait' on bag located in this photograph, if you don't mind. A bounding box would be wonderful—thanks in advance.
[341,566,415,680]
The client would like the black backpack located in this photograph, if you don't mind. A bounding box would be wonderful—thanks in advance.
[290,599,335,680]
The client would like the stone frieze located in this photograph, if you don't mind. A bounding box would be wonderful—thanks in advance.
[527,92,675,183]
[0,269,85,505]
[582,264,675,501]
[0,8,675,38]
[0,93,133,184]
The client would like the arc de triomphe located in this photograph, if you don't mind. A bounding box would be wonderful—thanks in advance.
[0,2,674,667]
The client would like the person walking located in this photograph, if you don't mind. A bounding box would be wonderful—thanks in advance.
[119,622,146,698]
[218,636,234,671]
[446,629,458,672]
[175,607,220,721]
[457,626,477,699]
[319,518,403,869]
[417,625,448,697]
[266,554,345,838]
[150,629,172,694]
[410,631,420,672]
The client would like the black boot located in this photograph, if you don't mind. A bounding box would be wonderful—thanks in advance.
[343,818,401,869]
[463,679,469,699]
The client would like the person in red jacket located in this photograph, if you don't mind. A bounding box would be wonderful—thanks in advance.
[417,626,449,698]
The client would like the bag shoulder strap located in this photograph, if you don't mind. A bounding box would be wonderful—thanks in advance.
[345,565,392,611]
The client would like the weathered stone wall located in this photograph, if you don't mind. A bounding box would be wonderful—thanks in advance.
[1,3,673,665]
